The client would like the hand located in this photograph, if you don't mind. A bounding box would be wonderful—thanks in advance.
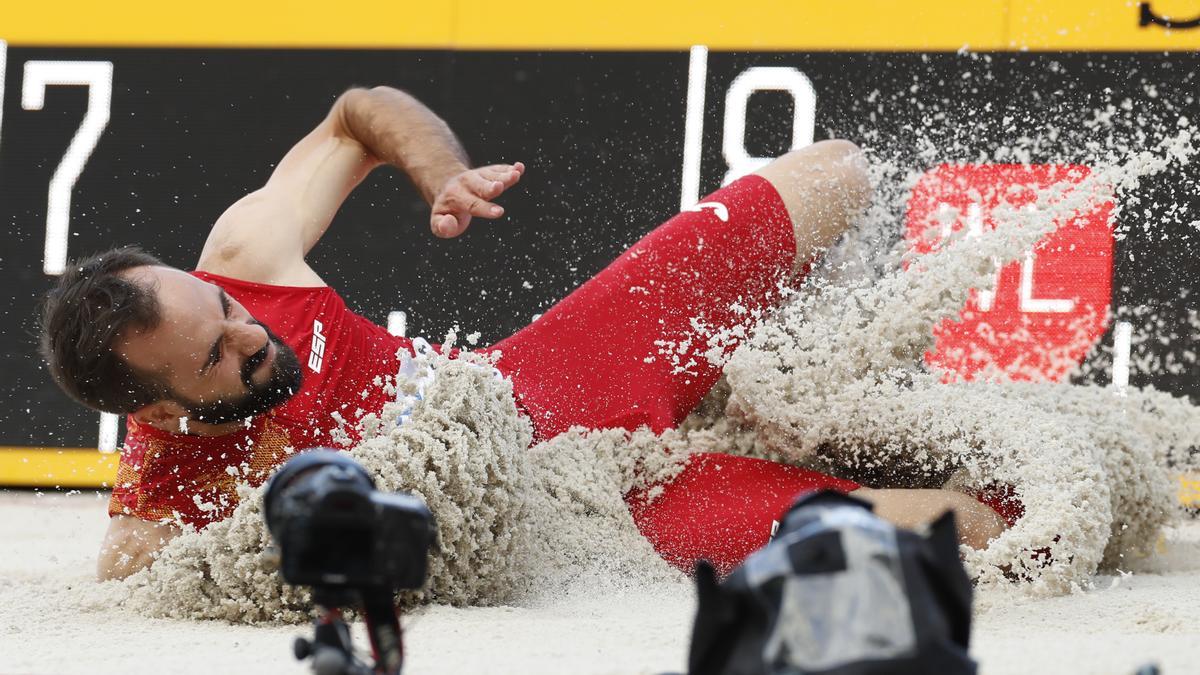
[430,162,525,238]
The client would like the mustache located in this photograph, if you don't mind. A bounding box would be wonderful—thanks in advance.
[240,321,272,388]
[183,318,303,425]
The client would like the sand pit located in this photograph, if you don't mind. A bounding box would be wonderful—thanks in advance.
[2,490,1198,674]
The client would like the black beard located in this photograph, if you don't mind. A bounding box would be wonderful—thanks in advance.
[181,320,304,425]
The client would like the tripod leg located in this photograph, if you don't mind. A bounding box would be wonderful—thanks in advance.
[360,588,404,675]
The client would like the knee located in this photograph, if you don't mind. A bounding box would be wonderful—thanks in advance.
[936,490,1008,550]
[788,140,869,198]
[758,139,872,219]
[770,139,863,169]
[803,138,864,161]
[854,487,1008,550]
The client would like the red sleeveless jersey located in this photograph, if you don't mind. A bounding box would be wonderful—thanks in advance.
[108,272,412,526]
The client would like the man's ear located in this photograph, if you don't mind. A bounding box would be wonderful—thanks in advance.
[131,400,189,432]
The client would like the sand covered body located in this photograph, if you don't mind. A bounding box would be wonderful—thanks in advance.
[98,350,688,622]
[55,125,1198,623]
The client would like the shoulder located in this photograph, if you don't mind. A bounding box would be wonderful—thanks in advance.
[197,190,325,286]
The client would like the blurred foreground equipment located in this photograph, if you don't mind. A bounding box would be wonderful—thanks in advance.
[263,449,436,675]
[686,490,975,675]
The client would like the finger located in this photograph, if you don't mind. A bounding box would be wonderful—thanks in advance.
[481,164,524,187]
[466,196,504,219]
[431,212,454,238]
[477,167,509,183]
[483,162,525,175]
[431,212,470,238]
[462,172,506,199]
[443,187,504,218]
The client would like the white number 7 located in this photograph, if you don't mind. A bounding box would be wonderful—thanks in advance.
[22,60,114,276]
[22,61,119,451]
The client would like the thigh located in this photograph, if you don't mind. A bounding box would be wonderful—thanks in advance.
[488,174,796,440]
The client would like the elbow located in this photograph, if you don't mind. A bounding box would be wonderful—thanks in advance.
[332,86,415,163]
[366,84,410,98]
[332,86,374,129]
[331,87,383,162]
[336,85,412,111]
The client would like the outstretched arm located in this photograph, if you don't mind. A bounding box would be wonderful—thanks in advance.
[338,87,526,238]
[97,515,180,580]
[197,86,523,286]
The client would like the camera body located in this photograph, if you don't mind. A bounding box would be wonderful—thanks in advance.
[263,450,435,591]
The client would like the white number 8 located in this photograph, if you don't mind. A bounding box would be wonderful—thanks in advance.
[722,66,816,185]
[679,49,817,209]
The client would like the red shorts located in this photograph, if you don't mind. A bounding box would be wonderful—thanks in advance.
[490,175,796,438]
[489,175,862,574]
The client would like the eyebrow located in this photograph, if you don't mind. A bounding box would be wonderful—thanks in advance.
[200,290,233,375]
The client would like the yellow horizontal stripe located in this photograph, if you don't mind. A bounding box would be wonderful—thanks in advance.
[1011,0,1200,50]
[0,0,456,49]
[1179,473,1200,508]
[0,447,118,488]
[2,0,1199,50]
[453,0,1008,51]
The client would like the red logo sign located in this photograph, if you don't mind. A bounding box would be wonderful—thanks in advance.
[904,164,1114,382]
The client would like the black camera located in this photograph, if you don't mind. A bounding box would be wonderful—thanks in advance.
[263,449,435,590]
[263,450,436,675]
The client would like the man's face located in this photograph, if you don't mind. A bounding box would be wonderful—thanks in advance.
[117,266,303,426]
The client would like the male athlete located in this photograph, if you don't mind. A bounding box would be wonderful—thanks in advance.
[38,86,1006,581]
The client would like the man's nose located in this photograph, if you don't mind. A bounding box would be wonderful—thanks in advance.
[228,321,269,356]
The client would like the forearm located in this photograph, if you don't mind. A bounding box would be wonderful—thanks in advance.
[97,515,180,581]
[337,86,469,203]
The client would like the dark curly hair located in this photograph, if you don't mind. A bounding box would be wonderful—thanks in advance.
[39,246,172,413]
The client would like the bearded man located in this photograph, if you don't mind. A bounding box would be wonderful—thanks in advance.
[39,86,1007,581]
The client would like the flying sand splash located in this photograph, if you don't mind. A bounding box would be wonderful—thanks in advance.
[95,120,1200,622]
[721,128,1200,594]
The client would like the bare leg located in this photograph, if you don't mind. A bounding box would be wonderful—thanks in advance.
[754,146,1006,548]
[754,139,872,274]
[853,487,1008,550]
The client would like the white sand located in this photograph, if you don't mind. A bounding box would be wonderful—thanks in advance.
[1,490,1196,674]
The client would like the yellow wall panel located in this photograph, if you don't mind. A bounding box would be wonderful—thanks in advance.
[7,0,1200,51]
[0,0,455,48]
[452,0,1008,50]
[0,448,117,488]
[1,0,1008,50]
[1011,0,1200,50]
[7,0,1199,51]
